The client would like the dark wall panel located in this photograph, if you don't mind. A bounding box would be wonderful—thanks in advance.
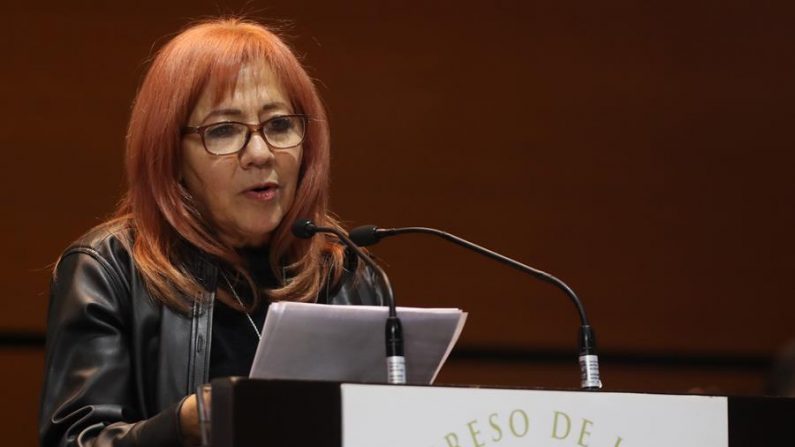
[0,349,45,446]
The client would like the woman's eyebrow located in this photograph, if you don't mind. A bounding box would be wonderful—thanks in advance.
[261,102,291,113]
[202,108,242,122]
[201,102,291,123]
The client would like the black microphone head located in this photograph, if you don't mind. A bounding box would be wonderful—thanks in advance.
[292,219,317,239]
[349,225,381,246]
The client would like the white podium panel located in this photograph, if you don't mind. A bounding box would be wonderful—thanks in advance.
[342,384,728,447]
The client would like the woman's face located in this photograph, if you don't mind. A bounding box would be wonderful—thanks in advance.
[181,63,302,248]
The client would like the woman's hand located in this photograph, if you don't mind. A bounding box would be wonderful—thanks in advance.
[179,394,202,446]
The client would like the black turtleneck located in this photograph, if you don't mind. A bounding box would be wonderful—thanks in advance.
[208,247,276,380]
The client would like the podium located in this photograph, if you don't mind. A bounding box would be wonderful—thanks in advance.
[210,378,795,447]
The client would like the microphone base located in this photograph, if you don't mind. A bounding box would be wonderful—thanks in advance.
[387,355,406,384]
[579,354,603,390]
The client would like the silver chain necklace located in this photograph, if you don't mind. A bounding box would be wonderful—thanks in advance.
[221,272,262,341]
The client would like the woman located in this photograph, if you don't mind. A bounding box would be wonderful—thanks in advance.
[39,18,383,446]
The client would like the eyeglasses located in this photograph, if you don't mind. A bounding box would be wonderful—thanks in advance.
[182,114,308,156]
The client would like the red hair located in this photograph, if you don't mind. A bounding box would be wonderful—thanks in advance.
[113,18,347,311]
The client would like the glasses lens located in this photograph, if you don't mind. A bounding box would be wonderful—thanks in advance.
[203,123,248,155]
[263,116,306,148]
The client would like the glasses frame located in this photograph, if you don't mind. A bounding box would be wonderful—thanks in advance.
[182,114,308,156]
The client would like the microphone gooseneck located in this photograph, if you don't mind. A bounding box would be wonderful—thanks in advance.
[291,219,406,385]
[349,224,602,390]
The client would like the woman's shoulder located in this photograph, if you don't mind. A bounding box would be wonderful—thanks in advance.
[67,217,133,250]
[55,218,136,286]
[63,218,134,259]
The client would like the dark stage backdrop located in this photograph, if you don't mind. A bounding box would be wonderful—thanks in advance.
[3,1,794,444]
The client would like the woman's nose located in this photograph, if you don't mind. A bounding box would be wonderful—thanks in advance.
[239,132,275,168]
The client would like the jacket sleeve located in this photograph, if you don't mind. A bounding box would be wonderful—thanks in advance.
[322,249,388,306]
[39,248,186,447]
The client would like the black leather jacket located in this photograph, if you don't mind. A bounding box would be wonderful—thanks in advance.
[39,224,384,446]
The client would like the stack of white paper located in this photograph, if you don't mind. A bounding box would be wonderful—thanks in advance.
[249,302,467,384]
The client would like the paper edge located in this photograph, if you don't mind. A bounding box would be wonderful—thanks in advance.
[429,312,468,383]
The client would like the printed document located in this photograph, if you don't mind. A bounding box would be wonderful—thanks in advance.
[249,302,467,384]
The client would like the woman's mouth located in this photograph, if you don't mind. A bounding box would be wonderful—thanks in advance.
[243,183,279,201]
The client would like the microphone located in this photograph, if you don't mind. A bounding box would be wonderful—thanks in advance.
[348,225,384,246]
[292,219,406,385]
[349,224,602,390]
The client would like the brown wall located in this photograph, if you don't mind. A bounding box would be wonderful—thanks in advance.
[3,1,794,444]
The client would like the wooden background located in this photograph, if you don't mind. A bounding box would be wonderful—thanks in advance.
[2,1,794,444]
